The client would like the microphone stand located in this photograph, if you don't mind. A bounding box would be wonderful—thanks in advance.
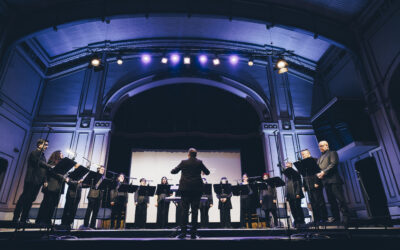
[272,130,291,239]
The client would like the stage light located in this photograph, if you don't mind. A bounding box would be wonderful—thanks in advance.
[66,149,76,157]
[141,54,151,64]
[213,56,220,66]
[278,67,288,74]
[161,56,168,64]
[276,58,288,69]
[116,56,123,65]
[170,53,180,64]
[248,58,254,66]
[199,55,208,64]
[229,55,239,65]
[91,57,101,67]
[183,56,191,65]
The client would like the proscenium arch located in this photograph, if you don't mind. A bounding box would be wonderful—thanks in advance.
[103,75,272,122]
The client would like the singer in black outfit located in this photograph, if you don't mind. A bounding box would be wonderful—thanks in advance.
[13,139,52,223]
[317,141,350,225]
[83,166,105,229]
[300,149,328,223]
[285,162,305,228]
[218,177,232,228]
[240,173,253,228]
[36,150,68,225]
[171,148,210,239]
[259,173,278,228]
[110,173,128,229]
[155,177,172,228]
[199,178,213,228]
[61,177,84,228]
[135,178,150,228]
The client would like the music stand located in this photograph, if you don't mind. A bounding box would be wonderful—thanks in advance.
[82,171,103,188]
[68,166,90,181]
[202,184,212,196]
[283,167,301,181]
[213,184,232,198]
[119,184,138,194]
[232,184,250,196]
[156,184,172,195]
[137,186,156,197]
[53,157,77,175]
[294,158,320,177]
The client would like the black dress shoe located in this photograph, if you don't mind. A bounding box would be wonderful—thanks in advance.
[176,233,186,239]
[328,218,339,223]
[190,233,199,239]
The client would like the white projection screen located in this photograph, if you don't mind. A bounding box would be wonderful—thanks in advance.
[126,150,242,223]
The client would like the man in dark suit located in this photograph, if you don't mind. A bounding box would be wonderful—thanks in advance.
[13,139,52,223]
[316,141,350,225]
[83,166,105,229]
[171,148,210,239]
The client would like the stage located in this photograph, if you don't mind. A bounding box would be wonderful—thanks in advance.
[1,226,400,250]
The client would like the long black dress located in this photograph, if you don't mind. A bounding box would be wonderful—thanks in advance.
[260,182,278,227]
[134,186,150,228]
[156,184,172,228]
[61,180,83,227]
[240,183,253,228]
[217,184,232,228]
[110,182,128,229]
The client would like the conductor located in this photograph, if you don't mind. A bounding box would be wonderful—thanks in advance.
[171,148,210,239]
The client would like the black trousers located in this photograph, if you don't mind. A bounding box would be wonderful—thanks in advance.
[175,202,182,226]
[84,197,101,228]
[219,207,231,228]
[325,183,350,220]
[263,208,278,227]
[240,197,253,228]
[135,202,148,228]
[200,205,210,228]
[61,195,80,226]
[110,199,126,229]
[156,200,170,228]
[308,188,328,222]
[13,183,42,222]
[181,191,201,232]
[288,198,304,225]
[36,191,60,224]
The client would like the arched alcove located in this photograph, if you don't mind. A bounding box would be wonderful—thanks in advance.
[107,83,267,179]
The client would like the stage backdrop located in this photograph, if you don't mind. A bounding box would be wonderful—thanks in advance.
[126,150,242,223]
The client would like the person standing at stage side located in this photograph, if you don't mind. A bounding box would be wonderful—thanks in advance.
[199,178,213,228]
[13,139,53,224]
[83,166,105,229]
[110,173,128,229]
[135,178,150,228]
[300,149,328,223]
[259,173,278,228]
[171,148,210,239]
[316,141,350,226]
[218,177,232,228]
[61,173,85,228]
[284,162,305,228]
[155,176,172,228]
[240,173,253,228]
